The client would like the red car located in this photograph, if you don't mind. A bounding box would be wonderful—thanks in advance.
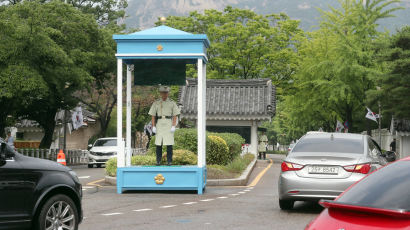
[305,156,410,230]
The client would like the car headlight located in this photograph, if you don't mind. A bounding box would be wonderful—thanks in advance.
[68,170,80,184]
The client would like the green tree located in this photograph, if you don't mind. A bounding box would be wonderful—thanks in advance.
[1,0,127,29]
[156,6,304,90]
[278,0,402,139]
[368,26,410,119]
[0,1,114,147]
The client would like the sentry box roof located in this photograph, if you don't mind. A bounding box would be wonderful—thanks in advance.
[113,25,210,85]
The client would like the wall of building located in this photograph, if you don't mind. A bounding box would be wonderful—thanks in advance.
[399,136,410,158]
[66,122,101,150]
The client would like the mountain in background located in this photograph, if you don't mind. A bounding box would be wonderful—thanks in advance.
[124,0,410,32]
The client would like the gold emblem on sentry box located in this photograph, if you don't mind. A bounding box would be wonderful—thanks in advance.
[157,44,163,51]
[154,174,165,184]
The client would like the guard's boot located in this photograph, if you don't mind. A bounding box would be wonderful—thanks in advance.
[258,153,261,159]
[263,153,266,160]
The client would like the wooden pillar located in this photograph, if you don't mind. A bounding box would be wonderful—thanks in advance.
[126,64,133,167]
[117,59,125,168]
[197,58,206,168]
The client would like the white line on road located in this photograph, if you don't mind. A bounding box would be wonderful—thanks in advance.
[248,187,254,189]
[79,176,90,179]
[133,209,152,212]
[200,199,214,202]
[244,189,251,192]
[238,192,246,194]
[217,196,228,199]
[160,205,177,208]
[102,212,123,216]
[82,186,93,189]
[230,194,240,196]
[183,202,197,205]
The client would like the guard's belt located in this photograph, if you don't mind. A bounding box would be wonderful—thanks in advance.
[158,116,173,119]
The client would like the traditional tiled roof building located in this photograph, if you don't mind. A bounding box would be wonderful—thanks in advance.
[179,78,276,154]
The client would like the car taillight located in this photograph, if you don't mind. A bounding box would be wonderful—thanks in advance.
[281,161,304,172]
[343,163,371,174]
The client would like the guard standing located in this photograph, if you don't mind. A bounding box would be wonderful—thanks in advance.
[148,86,180,166]
[258,131,268,160]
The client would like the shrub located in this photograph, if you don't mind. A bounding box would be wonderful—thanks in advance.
[132,155,157,165]
[207,135,230,165]
[148,128,198,153]
[210,132,245,162]
[162,149,197,165]
[105,157,117,177]
[224,153,255,174]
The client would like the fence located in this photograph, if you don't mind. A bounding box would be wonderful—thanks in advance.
[16,148,148,165]
[17,149,88,165]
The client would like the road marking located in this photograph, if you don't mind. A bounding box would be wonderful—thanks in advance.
[183,202,197,205]
[217,196,228,199]
[160,205,177,208]
[238,192,246,194]
[200,199,214,202]
[248,187,254,189]
[82,186,93,189]
[86,178,105,187]
[102,212,122,216]
[229,194,239,196]
[79,176,90,179]
[133,209,152,212]
[244,189,251,192]
[248,159,273,187]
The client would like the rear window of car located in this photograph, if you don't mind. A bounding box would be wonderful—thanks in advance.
[94,139,117,147]
[291,137,363,154]
[337,160,410,211]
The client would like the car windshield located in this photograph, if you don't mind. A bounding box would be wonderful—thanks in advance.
[291,137,363,154]
[94,139,117,147]
[337,160,410,211]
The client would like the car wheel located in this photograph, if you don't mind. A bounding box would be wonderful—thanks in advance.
[37,194,79,230]
[96,164,101,168]
[88,164,93,168]
[279,199,294,210]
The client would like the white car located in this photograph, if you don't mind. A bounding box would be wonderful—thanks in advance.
[87,137,117,168]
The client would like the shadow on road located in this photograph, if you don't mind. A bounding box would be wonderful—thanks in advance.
[287,201,323,214]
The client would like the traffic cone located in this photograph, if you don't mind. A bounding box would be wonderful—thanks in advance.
[57,149,67,166]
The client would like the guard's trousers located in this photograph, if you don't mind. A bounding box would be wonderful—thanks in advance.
[156,145,173,164]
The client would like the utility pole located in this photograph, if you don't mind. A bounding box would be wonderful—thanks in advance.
[63,109,67,151]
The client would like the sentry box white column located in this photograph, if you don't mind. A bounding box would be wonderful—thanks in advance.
[113,25,210,194]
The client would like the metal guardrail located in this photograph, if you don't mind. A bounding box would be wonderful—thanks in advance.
[16,148,148,165]
[17,149,88,165]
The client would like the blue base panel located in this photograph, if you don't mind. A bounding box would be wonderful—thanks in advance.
[116,166,207,195]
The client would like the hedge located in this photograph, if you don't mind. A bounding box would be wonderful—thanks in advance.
[105,149,197,176]
[148,128,245,165]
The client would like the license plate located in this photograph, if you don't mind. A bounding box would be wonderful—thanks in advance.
[308,166,339,174]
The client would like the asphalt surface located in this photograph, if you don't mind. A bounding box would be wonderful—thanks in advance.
[71,155,323,230]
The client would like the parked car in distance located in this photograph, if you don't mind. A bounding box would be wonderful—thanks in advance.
[0,139,82,230]
[305,156,410,230]
[278,132,388,210]
[87,137,117,168]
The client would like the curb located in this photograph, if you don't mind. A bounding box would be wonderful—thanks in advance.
[207,157,257,186]
[105,158,258,187]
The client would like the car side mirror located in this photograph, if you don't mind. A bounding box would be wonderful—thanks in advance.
[88,144,92,150]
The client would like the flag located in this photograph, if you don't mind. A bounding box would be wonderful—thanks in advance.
[335,120,344,132]
[366,107,379,123]
[72,107,84,130]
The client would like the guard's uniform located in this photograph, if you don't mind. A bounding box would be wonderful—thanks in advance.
[149,95,180,165]
[148,98,180,145]
[258,134,268,160]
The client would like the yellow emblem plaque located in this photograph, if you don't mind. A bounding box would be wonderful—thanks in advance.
[157,44,163,51]
[154,174,165,185]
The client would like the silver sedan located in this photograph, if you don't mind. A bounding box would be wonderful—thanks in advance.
[278,132,387,210]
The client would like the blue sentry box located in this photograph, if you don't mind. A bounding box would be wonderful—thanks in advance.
[116,166,207,194]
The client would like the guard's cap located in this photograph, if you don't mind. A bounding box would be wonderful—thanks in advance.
[159,86,170,92]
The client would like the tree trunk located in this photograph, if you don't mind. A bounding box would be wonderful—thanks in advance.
[39,110,57,149]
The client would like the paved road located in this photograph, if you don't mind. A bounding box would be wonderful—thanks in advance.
[71,155,322,230]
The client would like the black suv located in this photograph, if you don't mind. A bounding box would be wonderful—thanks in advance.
[0,139,82,230]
